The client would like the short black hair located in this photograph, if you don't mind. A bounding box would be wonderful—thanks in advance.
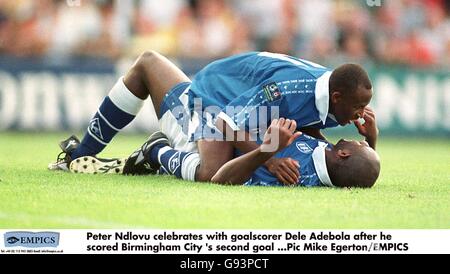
[329,64,372,95]
[330,152,381,188]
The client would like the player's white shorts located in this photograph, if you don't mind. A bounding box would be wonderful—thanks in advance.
[159,82,222,154]
[159,82,197,153]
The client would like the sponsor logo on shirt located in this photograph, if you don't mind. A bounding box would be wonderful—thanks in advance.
[262,82,282,102]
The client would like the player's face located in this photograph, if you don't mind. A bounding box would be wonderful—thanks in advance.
[334,138,378,160]
[335,139,370,150]
[331,87,372,126]
[334,138,380,163]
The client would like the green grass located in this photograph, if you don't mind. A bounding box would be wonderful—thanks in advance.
[0,132,449,228]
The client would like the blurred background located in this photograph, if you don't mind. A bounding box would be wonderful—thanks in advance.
[0,0,449,136]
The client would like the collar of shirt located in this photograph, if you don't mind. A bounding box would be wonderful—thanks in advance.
[327,113,337,122]
[314,71,332,125]
[312,141,335,187]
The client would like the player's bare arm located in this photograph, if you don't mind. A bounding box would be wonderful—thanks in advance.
[216,117,300,185]
[354,106,379,150]
[211,119,301,185]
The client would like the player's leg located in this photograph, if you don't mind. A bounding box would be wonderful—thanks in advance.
[122,52,235,180]
[123,50,190,118]
[124,134,235,182]
[48,74,145,171]
[49,51,189,171]
[194,140,234,181]
[123,72,235,181]
[72,51,189,159]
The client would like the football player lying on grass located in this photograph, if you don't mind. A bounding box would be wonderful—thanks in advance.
[49,50,375,186]
[70,118,380,188]
[210,118,380,188]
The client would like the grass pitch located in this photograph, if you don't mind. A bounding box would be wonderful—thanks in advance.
[0,132,448,228]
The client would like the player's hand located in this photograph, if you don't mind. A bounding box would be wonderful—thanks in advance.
[262,118,302,185]
[261,118,302,153]
[265,157,300,186]
[354,106,378,149]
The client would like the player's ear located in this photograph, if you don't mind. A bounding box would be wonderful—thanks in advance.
[330,91,342,104]
[337,149,351,159]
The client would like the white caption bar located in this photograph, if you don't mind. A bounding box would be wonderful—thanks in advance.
[1,229,449,254]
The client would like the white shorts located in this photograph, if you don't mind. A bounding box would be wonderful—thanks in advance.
[159,82,199,153]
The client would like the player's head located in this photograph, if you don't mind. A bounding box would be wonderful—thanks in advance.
[326,139,380,188]
[329,64,372,126]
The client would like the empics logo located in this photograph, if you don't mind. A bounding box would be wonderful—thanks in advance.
[4,232,60,248]
[6,236,19,244]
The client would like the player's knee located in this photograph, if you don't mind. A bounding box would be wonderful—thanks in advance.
[127,51,158,81]
[195,170,214,182]
[136,50,161,68]
[195,165,219,182]
[131,50,165,81]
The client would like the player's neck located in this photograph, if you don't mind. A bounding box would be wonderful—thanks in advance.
[325,149,338,184]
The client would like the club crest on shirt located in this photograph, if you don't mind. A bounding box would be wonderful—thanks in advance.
[262,82,282,102]
[296,142,313,154]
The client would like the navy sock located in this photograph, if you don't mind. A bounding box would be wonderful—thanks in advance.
[71,97,136,159]
[70,77,143,159]
[149,143,166,164]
